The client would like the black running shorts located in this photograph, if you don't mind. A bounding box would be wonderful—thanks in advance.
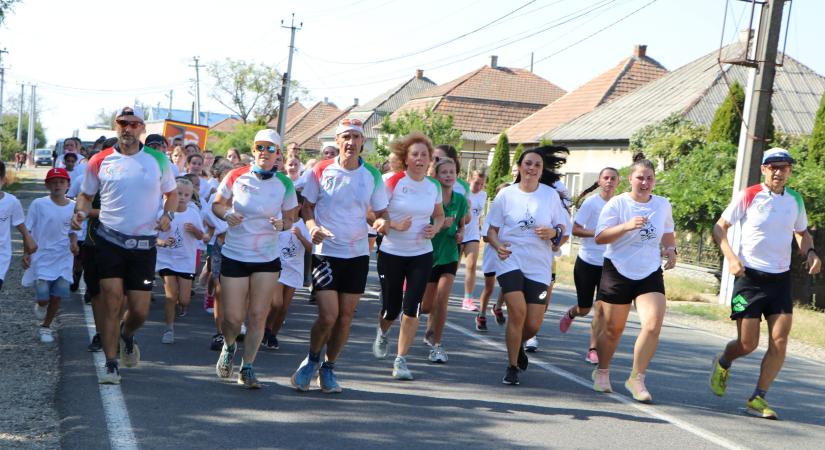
[730,268,792,320]
[597,258,664,305]
[95,238,157,292]
[497,269,549,305]
[220,254,281,278]
[574,256,602,309]
[311,254,369,294]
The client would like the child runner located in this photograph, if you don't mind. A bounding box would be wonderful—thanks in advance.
[461,169,487,312]
[476,182,510,331]
[0,161,37,292]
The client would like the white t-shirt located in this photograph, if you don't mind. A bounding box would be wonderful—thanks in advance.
[303,158,388,258]
[380,171,442,257]
[597,193,674,280]
[55,153,86,169]
[67,168,85,199]
[463,189,487,243]
[202,196,228,245]
[552,180,573,209]
[22,197,76,286]
[721,184,808,274]
[480,221,498,275]
[156,206,204,274]
[217,166,298,263]
[81,145,176,237]
[575,194,608,266]
[278,219,311,289]
[486,183,571,285]
[0,193,25,280]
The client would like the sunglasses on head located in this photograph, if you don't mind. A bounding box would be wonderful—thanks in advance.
[339,118,363,127]
[116,120,142,129]
[255,144,281,153]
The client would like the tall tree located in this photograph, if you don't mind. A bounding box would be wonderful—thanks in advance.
[511,143,524,165]
[1,113,47,161]
[375,107,463,160]
[707,81,746,145]
[486,132,510,199]
[809,91,825,164]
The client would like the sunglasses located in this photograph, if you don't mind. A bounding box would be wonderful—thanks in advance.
[116,120,143,129]
[765,163,791,172]
[339,118,363,127]
[255,144,281,153]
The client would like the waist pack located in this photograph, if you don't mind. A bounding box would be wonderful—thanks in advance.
[96,223,156,250]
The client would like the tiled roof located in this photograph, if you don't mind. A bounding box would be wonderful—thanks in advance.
[283,101,342,145]
[319,110,378,140]
[355,73,437,114]
[209,117,243,133]
[499,49,667,144]
[550,41,825,142]
[267,100,308,130]
[293,106,356,152]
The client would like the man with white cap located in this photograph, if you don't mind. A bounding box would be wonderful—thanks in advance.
[290,118,389,393]
[710,147,821,419]
[72,107,178,384]
[211,128,298,389]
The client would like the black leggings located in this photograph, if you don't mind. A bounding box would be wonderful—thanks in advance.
[574,256,602,309]
[377,250,433,321]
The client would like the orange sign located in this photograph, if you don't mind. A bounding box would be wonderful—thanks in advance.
[162,120,209,150]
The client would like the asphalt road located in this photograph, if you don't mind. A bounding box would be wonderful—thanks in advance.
[57,258,825,449]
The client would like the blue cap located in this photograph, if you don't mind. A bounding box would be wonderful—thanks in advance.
[761,148,795,165]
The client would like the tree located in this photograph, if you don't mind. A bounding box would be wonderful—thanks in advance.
[206,58,307,123]
[808,91,825,165]
[707,81,745,145]
[628,113,706,169]
[1,113,47,161]
[511,143,524,165]
[0,0,21,26]
[210,122,266,156]
[486,132,510,199]
[375,107,463,161]
[94,108,118,128]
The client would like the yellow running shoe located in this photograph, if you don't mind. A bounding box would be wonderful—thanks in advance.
[709,354,729,397]
[625,373,653,403]
[746,396,778,420]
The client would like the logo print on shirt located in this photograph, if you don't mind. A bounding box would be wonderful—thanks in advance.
[281,237,298,259]
[639,219,657,242]
[169,228,184,249]
[0,215,9,223]
[518,211,536,231]
[322,175,335,191]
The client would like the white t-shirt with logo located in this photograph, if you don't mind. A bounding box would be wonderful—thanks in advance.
[217,166,298,263]
[463,189,487,243]
[302,158,388,258]
[380,172,442,257]
[278,219,311,289]
[575,194,608,266]
[156,206,204,274]
[485,183,571,285]
[480,221,498,275]
[0,193,25,281]
[721,184,808,273]
[597,193,674,280]
[81,146,176,237]
[22,197,76,286]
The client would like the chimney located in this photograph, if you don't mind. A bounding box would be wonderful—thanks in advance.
[354,98,359,106]
[323,97,329,103]
[633,45,647,58]
[490,55,498,68]
[294,96,299,102]
[415,69,423,79]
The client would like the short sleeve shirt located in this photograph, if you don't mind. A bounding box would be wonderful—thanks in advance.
[156,206,205,274]
[0,193,25,280]
[575,194,608,266]
[463,189,487,243]
[597,193,674,280]
[380,172,442,257]
[721,184,808,273]
[22,197,76,286]
[278,219,311,289]
[217,166,298,263]
[432,191,468,266]
[302,158,388,258]
[81,145,176,237]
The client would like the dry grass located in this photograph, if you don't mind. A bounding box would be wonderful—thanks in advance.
[664,272,718,302]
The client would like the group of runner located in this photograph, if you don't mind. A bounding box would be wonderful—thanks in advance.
[5,106,818,420]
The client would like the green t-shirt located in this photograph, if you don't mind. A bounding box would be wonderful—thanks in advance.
[432,190,468,266]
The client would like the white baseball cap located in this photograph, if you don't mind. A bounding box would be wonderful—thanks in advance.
[335,118,365,136]
[254,129,282,147]
[761,147,795,165]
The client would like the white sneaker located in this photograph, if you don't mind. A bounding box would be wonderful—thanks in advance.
[38,327,54,343]
[161,329,175,344]
[428,344,448,364]
[393,356,414,380]
[33,303,47,321]
[372,329,389,359]
[239,323,247,337]
[525,336,539,353]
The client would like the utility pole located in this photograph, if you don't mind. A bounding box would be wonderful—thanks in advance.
[719,0,787,304]
[166,89,173,119]
[26,85,36,162]
[530,52,534,72]
[190,56,201,125]
[0,49,7,155]
[16,83,23,142]
[277,14,301,137]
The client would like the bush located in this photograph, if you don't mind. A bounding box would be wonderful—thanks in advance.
[707,81,745,145]
[486,133,510,199]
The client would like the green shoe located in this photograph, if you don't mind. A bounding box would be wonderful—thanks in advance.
[746,395,778,420]
[709,355,729,397]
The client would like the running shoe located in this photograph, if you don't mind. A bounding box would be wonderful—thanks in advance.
[373,330,389,359]
[746,395,778,420]
[517,345,529,371]
[475,315,488,332]
[502,366,520,385]
[176,306,188,318]
[709,354,729,397]
[216,343,236,379]
[238,366,261,389]
[559,308,574,333]
[119,334,140,368]
[462,298,479,312]
[87,333,102,352]
[237,323,247,342]
[291,357,320,392]
[392,356,413,380]
[261,329,272,349]
[428,344,448,364]
[525,336,539,353]
[266,334,279,350]
[38,327,54,344]
[318,362,342,393]
[585,349,599,365]
[492,306,506,325]
[203,294,215,314]
[210,333,224,352]
[33,303,47,321]
[99,362,121,385]
[423,329,435,347]
[625,373,653,403]
[161,329,175,344]
[592,368,612,393]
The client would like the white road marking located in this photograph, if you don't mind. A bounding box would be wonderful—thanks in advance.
[82,303,139,450]
[445,321,750,450]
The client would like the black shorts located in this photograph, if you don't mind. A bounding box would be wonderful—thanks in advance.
[220,254,281,278]
[312,254,369,294]
[497,270,550,305]
[81,244,100,297]
[597,258,664,305]
[484,271,496,278]
[95,238,157,292]
[429,261,458,283]
[377,251,433,320]
[158,268,196,280]
[574,256,602,309]
[730,268,792,320]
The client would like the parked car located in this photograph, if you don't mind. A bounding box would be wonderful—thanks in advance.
[34,148,53,167]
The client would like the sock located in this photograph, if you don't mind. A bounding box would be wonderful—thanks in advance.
[567,309,575,319]
[751,388,767,400]
[322,360,335,369]
[223,341,235,351]
[718,355,732,369]
[308,351,321,363]
[105,359,118,369]
[241,360,252,369]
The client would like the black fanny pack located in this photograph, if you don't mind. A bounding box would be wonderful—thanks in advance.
[96,223,156,250]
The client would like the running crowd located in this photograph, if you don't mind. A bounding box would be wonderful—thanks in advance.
[1,107,819,421]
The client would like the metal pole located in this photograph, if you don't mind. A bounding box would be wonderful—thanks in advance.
[192,56,201,125]
[277,14,301,137]
[719,0,787,304]
[16,83,23,142]
[167,90,173,119]
[26,85,35,162]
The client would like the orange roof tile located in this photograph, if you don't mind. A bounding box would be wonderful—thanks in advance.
[267,100,308,130]
[283,101,342,145]
[293,106,356,151]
